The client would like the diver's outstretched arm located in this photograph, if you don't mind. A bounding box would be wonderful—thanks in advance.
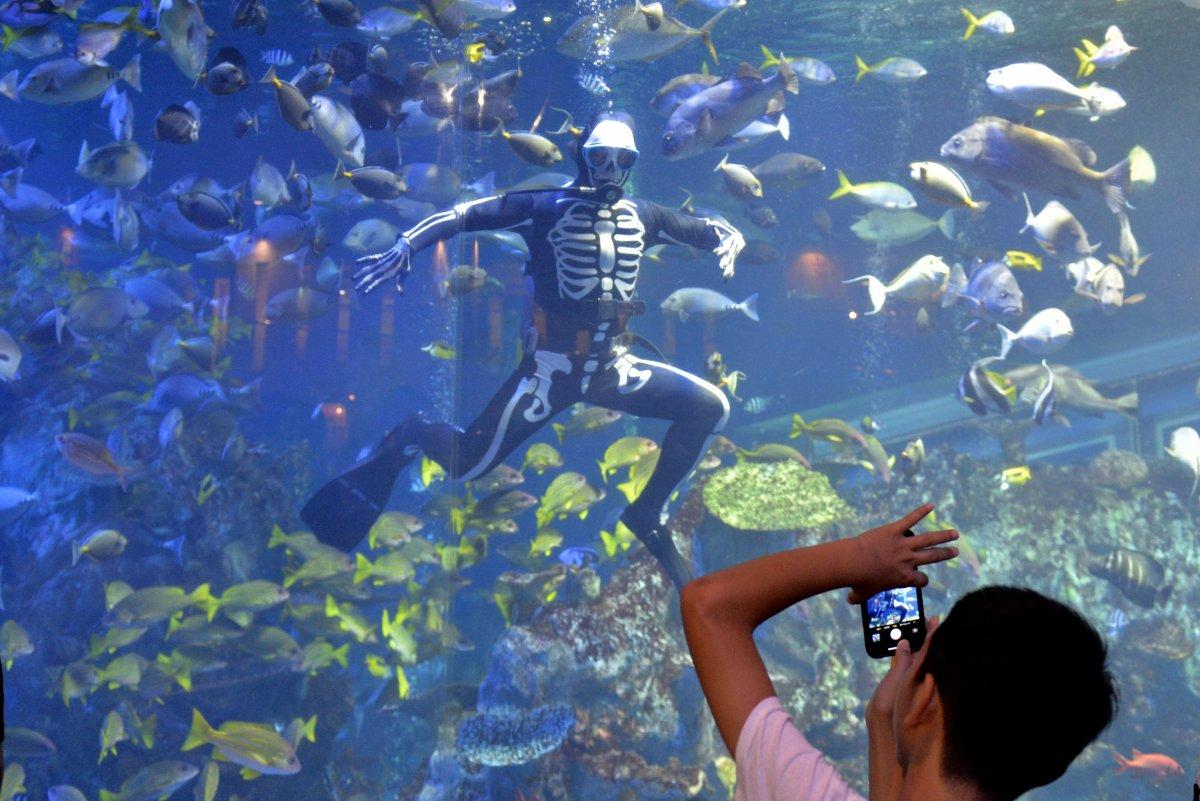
[644,201,746,280]
[354,193,541,294]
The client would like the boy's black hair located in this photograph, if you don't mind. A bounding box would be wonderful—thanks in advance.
[918,586,1118,800]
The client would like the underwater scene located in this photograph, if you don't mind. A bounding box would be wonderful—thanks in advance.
[1,0,1199,798]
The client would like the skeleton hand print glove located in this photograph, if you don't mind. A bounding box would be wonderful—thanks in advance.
[709,219,745,280]
[354,237,414,294]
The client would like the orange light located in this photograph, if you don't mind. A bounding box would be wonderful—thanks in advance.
[848,311,859,320]
[251,238,275,264]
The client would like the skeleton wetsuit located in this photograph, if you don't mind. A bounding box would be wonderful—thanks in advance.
[302,185,743,589]
[406,188,736,519]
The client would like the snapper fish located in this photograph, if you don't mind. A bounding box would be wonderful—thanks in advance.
[854,55,926,83]
[759,48,835,85]
[557,2,735,65]
[1075,25,1135,78]
[651,71,719,115]
[961,8,1014,38]
[844,254,951,315]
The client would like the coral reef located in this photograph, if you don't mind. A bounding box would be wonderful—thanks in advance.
[457,704,576,767]
[702,460,853,532]
[1087,449,1150,490]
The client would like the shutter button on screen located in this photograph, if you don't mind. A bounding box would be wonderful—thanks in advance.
[890,628,902,641]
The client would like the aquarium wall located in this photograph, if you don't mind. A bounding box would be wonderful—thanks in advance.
[2,1,1199,801]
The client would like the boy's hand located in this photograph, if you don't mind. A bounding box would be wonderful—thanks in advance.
[866,615,941,723]
[846,504,958,606]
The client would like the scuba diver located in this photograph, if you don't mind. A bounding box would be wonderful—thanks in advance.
[301,112,746,590]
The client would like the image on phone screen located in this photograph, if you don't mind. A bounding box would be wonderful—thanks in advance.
[867,587,921,629]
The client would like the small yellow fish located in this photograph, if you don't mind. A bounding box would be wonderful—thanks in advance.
[365,654,390,679]
[520,442,563,474]
[195,473,218,506]
[1,765,26,801]
[1,619,34,669]
[997,465,1032,489]
[1004,250,1043,272]
[529,528,563,557]
[99,710,127,763]
[599,523,636,558]
[714,756,737,800]
[381,609,418,663]
[420,456,445,490]
[182,708,300,778]
[465,41,486,64]
[421,340,456,360]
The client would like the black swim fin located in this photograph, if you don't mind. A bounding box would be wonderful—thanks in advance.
[301,427,414,551]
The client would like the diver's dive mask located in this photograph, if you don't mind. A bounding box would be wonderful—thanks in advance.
[581,118,639,192]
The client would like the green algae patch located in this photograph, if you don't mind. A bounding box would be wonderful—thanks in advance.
[703,461,853,532]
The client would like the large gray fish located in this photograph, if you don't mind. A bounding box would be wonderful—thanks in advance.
[662,60,798,160]
[940,116,1153,214]
[0,171,64,223]
[16,55,140,103]
[751,152,826,191]
[76,140,150,188]
[851,208,955,246]
[65,287,148,338]
[310,94,365,167]
[1004,363,1137,420]
[650,72,720,116]
[156,0,207,81]
[557,1,733,64]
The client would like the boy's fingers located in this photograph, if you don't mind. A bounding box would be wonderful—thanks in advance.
[914,528,958,549]
[897,503,934,531]
[917,546,959,565]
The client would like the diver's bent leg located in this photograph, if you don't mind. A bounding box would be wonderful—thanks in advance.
[302,356,564,549]
[586,356,730,589]
[418,357,567,481]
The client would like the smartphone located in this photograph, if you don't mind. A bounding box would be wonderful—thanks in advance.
[861,530,927,659]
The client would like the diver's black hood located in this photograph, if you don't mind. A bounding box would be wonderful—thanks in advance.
[570,110,638,188]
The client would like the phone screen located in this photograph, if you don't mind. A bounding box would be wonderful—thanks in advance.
[866,587,922,629]
[861,530,927,658]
